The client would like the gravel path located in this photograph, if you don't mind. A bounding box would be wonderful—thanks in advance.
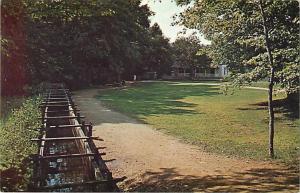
[73,88,298,192]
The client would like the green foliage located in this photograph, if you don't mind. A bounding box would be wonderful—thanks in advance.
[0,97,41,191]
[220,83,236,95]
[1,0,28,96]
[140,23,174,76]
[22,0,168,86]
[2,0,174,88]
[172,35,211,73]
[175,0,299,93]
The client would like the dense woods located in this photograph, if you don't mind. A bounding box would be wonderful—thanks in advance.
[1,0,177,95]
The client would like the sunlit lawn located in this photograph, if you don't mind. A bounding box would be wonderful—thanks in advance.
[96,81,299,165]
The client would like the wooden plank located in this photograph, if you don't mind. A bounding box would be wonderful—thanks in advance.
[39,153,96,159]
[43,92,70,95]
[45,109,79,113]
[46,88,69,91]
[39,104,77,107]
[33,124,88,131]
[49,124,89,128]
[42,94,71,97]
[44,90,70,93]
[31,136,98,141]
[42,97,68,100]
[39,115,84,119]
[42,94,70,97]
[42,102,70,105]
[41,101,69,104]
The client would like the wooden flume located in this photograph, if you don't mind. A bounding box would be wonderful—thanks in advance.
[31,83,125,192]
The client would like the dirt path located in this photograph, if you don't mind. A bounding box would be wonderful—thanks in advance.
[74,88,298,192]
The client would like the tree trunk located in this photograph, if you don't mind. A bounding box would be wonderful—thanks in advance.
[268,68,275,158]
[259,0,275,158]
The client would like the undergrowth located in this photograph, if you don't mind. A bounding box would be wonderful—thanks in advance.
[0,97,41,191]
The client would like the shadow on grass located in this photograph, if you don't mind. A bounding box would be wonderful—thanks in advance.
[97,82,219,117]
[125,167,299,192]
[237,98,299,120]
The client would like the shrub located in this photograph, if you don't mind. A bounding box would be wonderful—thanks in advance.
[0,97,41,191]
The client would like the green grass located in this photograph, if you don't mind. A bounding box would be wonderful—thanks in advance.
[247,81,282,89]
[249,81,270,88]
[96,81,299,165]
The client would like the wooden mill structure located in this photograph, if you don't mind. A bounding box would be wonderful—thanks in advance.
[31,84,124,192]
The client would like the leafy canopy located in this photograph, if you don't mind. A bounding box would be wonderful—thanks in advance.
[175,0,299,93]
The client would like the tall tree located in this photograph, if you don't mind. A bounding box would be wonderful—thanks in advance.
[2,0,157,91]
[175,0,299,157]
[141,23,174,77]
[172,35,211,77]
[1,0,28,96]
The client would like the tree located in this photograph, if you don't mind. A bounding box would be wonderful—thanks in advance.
[2,0,159,91]
[1,0,28,96]
[172,35,211,77]
[141,23,174,77]
[175,0,299,157]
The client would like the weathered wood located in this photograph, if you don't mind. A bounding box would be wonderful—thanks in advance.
[46,124,90,128]
[43,92,70,94]
[39,115,84,119]
[39,153,102,160]
[41,101,69,104]
[43,93,69,95]
[42,97,68,100]
[88,124,93,137]
[46,109,80,113]
[42,93,72,98]
[33,85,119,191]
[38,177,126,190]
[31,136,99,141]
[42,95,70,98]
[77,112,82,123]
[81,121,87,135]
[39,104,77,107]
[46,88,69,91]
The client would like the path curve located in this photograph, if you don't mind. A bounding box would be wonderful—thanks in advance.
[73,88,297,192]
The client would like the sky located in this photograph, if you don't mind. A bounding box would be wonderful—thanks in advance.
[141,0,211,44]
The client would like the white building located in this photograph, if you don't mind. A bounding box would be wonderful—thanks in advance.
[170,64,228,79]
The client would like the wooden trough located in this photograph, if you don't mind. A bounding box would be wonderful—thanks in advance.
[31,84,125,192]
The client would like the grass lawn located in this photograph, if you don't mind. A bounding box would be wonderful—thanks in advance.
[249,81,270,88]
[96,81,299,165]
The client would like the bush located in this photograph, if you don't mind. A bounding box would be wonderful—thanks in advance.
[0,97,25,120]
[0,97,41,191]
